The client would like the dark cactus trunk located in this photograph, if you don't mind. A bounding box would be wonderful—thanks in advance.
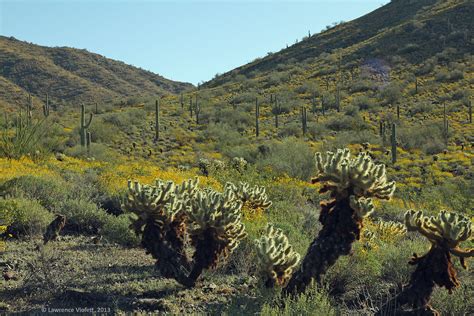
[141,216,191,286]
[376,246,459,316]
[283,185,363,295]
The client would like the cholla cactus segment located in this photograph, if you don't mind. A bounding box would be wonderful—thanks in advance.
[187,189,247,250]
[225,182,272,210]
[231,157,248,172]
[315,148,396,200]
[256,224,301,287]
[405,210,473,256]
[349,196,375,218]
[376,220,407,238]
[123,179,193,233]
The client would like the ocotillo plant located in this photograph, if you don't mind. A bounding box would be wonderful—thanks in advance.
[391,123,397,163]
[80,104,93,147]
[284,148,396,295]
[301,105,307,135]
[43,93,50,118]
[379,120,387,144]
[155,99,160,142]
[377,210,473,315]
[255,97,260,137]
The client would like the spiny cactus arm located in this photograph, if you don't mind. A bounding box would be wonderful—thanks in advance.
[404,210,443,243]
[349,196,375,218]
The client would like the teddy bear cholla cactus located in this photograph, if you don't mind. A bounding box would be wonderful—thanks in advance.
[256,224,300,287]
[123,178,199,284]
[378,210,473,316]
[284,148,395,295]
[186,187,247,286]
[225,182,272,217]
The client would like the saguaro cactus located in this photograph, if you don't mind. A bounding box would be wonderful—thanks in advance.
[189,96,193,117]
[86,131,92,154]
[26,94,33,126]
[43,93,50,118]
[180,93,184,110]
[155,99,160,142]
[256,224,301,287]
[284,148,396,295]
[194,95,201,124]
[396,104,400,120]
[469,100,472,124]
[377,210,473,315]
[391,123,397,163]
[273,97,281,129]
[335,85,341,112]
[301,105,307,135]
[443,103,449,146]
[80,104,93,147]
[255,97,260,137]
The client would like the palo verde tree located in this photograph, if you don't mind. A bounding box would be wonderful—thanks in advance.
[377,210,473,316]
[284,148,396,295]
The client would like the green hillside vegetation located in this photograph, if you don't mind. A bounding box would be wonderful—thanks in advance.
[0,36,193,110]
[0,0,473,314]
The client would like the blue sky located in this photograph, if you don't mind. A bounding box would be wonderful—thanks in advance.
[0,0,389,85]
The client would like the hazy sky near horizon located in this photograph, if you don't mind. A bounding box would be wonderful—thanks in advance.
[0,0,389,85]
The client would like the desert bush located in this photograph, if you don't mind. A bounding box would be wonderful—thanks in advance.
[102,109,146,131]
[101,213,139,246]
[325,114,368,131]
[0,198,53,237]
[350,79,374,93]
[260,286,336,316]
[0,175,69,212]
[57,198,108,234]
[397,123,445,153]
[278,122,301,138]
[379,83,402,105]
[258,138,315,180]
[352,95,376,110]
[0,117,48,160]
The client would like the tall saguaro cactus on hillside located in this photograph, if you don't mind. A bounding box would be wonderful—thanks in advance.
[377,210,473,315]
[284,148,396,295]
[155,99,160,142]
[80,104,93,147]
[255,97,260,137]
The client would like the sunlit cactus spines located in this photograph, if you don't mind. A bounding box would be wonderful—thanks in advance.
[349,196,375,218]
[405,210,473,262]
[122,178,191,285]
[256,224,300,287]
[284,147,396,296]
[314,148,396,200]
[186,188,247,286]
[378,210,473,315]
[225,182,272,217]
[231,156,248,173]
[376,220,407,239]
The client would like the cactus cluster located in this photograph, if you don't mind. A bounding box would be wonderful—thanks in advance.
[256,224,300,287]
[225,182,272,216]
[197,158,225,176]
[231,157,248,172]
[123,177,247,287]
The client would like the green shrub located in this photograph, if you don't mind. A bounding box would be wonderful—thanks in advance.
[258,138,315,180]
[0,198,53,237]
[101,214,139,246]
[0,175,69,212]
[260,286,336,316]
[58,198,108,234]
